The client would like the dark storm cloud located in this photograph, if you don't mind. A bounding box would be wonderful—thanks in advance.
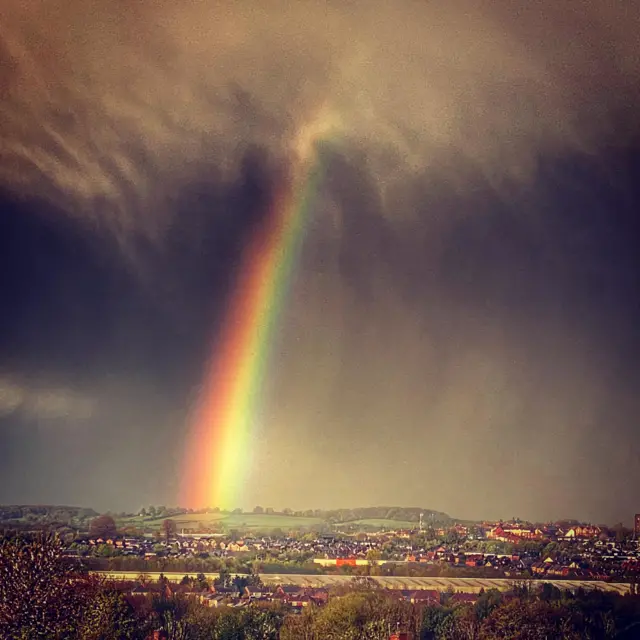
[0,0,639,522]
[1,0,639,242]
[259,146,640,524]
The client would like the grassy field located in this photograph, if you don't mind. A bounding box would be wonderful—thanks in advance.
[117,514,422,533]
[340,519,417,529]
[119,512,323,531]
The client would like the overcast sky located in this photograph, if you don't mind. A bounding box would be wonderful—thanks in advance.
[0,0,639,524]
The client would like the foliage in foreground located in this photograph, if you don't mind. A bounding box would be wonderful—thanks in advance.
[4,534,640,638]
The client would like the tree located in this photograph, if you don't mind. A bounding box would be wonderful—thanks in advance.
[241,606,284,639]
[196,572,210,591]
[163,518,177,541]
[0,534,90,638]
[89,514,118,539]
[421,604,452,639]
[310,590,419,639]
[479,599,575,639]
[151,591,191,640]
[253,506,265,514]
[476,588,503,620]
[215,567,233,590]
[77,587,144,640]
[139,508,147,517]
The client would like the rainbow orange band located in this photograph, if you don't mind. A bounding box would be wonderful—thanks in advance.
[180,142,328,509]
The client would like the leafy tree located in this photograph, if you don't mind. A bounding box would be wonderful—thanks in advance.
[151,591,192,640]
[163,518,177,541]
[233,571,262,594]
[253,505,264,514]
[196,572,210,591]
[242,605,285,640]
[77,587,145,640]
[420,605,453,640]
[475,588,503,620]
[479,599,580,639]
[89,514,118,539]
[215,567,233,590]
[366,549,382,576]
[0,533,90,638]
[310,590,419,639]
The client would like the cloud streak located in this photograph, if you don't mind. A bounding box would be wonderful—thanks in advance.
[0,377,95,421]
[0,0,638,249]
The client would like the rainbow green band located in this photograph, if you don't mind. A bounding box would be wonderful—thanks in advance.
[180,149,324,509]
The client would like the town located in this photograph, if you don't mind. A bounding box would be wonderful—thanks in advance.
[59,511,640,590]
[4,506,640,638]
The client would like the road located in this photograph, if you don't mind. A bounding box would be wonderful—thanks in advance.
[91,571,631,594]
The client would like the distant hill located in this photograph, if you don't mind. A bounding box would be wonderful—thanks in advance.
[0,505,99,528]
[0,504,451,533]
[321,506,451,524]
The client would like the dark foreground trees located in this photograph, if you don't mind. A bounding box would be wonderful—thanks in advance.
[5,534,640,639]
[0,533,145,639]
[0,533,89,638]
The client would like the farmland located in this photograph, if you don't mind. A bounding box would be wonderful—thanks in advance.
[119,514,419,533]
[91,571,632,595]
[339,518,417,530]
[119,512,324,531]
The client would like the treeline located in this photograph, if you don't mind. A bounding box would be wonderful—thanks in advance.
[82,554,528,580]
[82,554,323,575]
[0,503,453,529]
[322,506,450,524]
[0,504,98,523]
[136,505,451,524]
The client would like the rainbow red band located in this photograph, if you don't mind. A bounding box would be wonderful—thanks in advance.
[180,150,325,510]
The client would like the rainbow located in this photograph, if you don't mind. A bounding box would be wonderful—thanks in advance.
[180,108,339,510]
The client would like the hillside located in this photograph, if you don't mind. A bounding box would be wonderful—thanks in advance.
[0,505,99,529]
[120,512,325,532]
[322,506,450,524]
[0,504,451,533]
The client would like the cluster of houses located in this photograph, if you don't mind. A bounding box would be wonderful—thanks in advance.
[68,518,640,582]
[73,532,402,562]
[485,523,603,543]
[196,585,482,610]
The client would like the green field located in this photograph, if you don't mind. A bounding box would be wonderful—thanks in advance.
[119,512,323,531]
[117,514,423,533]
[341,519,417,529]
